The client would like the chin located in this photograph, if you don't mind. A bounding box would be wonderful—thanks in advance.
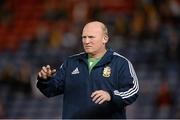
[84,49,93,54]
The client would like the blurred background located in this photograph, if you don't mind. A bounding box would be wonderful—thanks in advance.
[0,0,180,119]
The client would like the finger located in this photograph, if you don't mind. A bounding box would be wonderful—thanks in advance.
[46,65,51,71]
[41,70,47,78]
[46,65,50,68]
[51,69,56,74]
[98,99,106,104]
[95,96,104,104]
[96,90,111,101]
[42,66,47,73]
[39,72,47,79]
[47,69,56,77]
[38,72,42,77]
[46,68,52,76]
[91,92,96,98]
[91,90,101,98]
[92,93,101,102]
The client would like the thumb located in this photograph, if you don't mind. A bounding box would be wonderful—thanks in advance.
[51,69,56,75]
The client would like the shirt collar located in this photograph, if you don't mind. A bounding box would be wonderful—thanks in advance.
[79,48,114,67]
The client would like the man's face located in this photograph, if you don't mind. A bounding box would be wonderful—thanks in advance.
[82,23,107,56]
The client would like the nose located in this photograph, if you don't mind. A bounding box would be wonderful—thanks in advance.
[83,38,90,44]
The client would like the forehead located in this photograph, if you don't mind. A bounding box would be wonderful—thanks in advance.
[82,23,103,35]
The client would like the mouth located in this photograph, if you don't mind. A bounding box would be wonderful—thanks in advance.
[84,46,92,49]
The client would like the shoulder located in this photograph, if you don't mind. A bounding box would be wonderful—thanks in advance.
[112,52,130,63]
[60,52,86,68]
[112,52,135,73]
[65,52,86,62]
[68,52,86,59]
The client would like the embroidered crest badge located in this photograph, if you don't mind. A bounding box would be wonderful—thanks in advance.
[103,66,111,77]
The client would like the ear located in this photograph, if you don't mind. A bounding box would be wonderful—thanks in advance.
[103,35,109,44]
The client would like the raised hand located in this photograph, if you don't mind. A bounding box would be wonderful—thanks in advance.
[38,65,56,80]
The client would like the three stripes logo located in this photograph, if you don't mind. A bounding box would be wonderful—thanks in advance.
[113,61,139,99]
[71,67,80,74]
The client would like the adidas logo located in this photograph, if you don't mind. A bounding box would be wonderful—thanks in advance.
[71,67,80,74]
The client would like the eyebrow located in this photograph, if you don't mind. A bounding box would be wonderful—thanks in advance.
[82,35,95,38]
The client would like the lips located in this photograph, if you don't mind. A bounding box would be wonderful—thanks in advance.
[85,46,92,48]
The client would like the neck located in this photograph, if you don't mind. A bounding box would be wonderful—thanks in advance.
[89,49,107,58]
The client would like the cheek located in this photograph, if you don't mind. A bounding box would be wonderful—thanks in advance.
[93,42,104,50]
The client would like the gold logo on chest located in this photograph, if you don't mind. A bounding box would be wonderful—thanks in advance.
[103,66,111,77]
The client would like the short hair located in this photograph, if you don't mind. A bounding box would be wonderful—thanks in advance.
[101,23,108,37]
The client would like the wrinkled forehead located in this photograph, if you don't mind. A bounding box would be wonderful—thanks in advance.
[82,23,103,36]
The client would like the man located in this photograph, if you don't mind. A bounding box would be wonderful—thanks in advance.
[37,21,139,119]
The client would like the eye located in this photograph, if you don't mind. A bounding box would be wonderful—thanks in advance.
[82,36,95,40]
[82,36,86,40]
[88,36,95,39]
